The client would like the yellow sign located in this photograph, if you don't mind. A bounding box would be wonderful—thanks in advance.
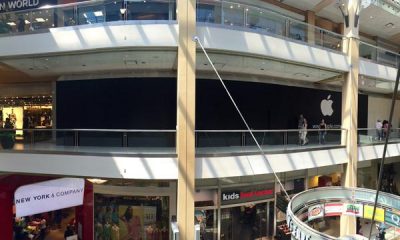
[364,205,385,222]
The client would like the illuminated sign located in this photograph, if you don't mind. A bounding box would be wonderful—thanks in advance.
[308,204,324,221]
[324,203,343,216]
[364,205,384,222]
[343,203,363,217]
[221,189,273,201]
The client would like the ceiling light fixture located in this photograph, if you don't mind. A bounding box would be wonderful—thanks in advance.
[35,18,45,22]
[94,11,103,17]
[120,8,127,14]
[87,178,108,184]
[7,22,16,26]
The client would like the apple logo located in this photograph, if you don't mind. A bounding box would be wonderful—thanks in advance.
[321,95,333,116]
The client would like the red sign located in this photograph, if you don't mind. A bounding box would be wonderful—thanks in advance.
[240,189,273,199]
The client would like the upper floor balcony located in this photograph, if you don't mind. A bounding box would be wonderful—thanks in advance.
[0,127,398,180]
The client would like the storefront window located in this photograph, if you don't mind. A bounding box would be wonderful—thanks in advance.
[221,202,270,240]
[126,0,170,20]
[94,193,169,240]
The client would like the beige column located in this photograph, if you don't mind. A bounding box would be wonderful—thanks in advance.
[176,0,196,239]
[305,11,315,44]
[340,0,360,237]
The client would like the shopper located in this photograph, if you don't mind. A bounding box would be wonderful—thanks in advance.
[300,118,308,145]
[298,114,305,145]
[382,120,389,139]
[375,119,382,141]
[319,119,327,144]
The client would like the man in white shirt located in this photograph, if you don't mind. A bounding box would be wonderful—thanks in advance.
[376,120,382,141]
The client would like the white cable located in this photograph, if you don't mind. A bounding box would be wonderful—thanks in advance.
[193,36,291,200]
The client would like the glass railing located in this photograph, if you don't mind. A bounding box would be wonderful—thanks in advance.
[0,128,176,155]
[197,0,344,51]
[195,129,347,155]
[0,0,175,34]
[0,0,345,52]
[2,128,400,155]
[359,41,400,68]
[358,128,400,145]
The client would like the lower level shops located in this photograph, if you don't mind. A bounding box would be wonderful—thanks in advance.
[3,161,399,240]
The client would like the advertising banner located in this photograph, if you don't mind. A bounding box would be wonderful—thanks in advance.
[324,203,343,216]
[385,210,400,227]
[308,204,324,221]
[364,205,384,222]
[342,203,363,217]
[15,178,85,217]
[0,0,55,13]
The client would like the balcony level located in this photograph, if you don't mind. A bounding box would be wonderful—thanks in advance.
[0,128,398,179]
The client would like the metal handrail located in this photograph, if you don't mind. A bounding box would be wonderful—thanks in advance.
[0,128,176,132]
[196,128,346,133]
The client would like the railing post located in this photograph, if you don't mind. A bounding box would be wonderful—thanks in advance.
[241,132,246,146]
[31,129,34,149]
[284,131,287,150]
[123,132,128,147]
[74,131,79,147]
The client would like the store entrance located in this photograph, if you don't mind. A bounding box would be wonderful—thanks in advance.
[220,201,274,240]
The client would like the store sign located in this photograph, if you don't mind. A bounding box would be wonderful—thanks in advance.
[0,0,54,12]
[15,178,85,217]
[287,213,312,240]
[324,203,343,217]
[385,210,400,227]
[364,205,384,222]
[343,203,363,217]
[308,204,324,221]
[221,189,273,202]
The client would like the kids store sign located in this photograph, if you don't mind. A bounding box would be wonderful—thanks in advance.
[14,178,85,217]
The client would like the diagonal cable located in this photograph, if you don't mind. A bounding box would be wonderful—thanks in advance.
[368,62,400,239]
[193,36,290,200]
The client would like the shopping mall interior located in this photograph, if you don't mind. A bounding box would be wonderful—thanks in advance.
[0,0,400,239]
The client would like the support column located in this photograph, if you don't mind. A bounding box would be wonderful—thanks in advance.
[305,10,315,44]
[340,0,360,237]
[176,0,196,239]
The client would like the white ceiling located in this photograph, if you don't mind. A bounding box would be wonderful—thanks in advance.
[1,50,341,83]
[1,49,396,94]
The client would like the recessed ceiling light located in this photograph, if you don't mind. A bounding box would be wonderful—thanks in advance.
[35,18,45,22]
[94,11,103,17]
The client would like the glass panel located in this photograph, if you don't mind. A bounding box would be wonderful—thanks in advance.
[288,20,306,41]
[77,4,105,25]
[359,43,377,60]
[221,203,268,240]
[222,2,244,27]
[126,0,170,20]
[246,7,285,35]
[59,7,76,27]
[197,0,222,24]
[196,209,218,240]
[30,8,55,30]
[105,1,124,22]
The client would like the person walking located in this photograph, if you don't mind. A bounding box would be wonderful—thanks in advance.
[319,119,327,144]
[375,119,382,141]
[298,114,305,145]
[300,118,308,145]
